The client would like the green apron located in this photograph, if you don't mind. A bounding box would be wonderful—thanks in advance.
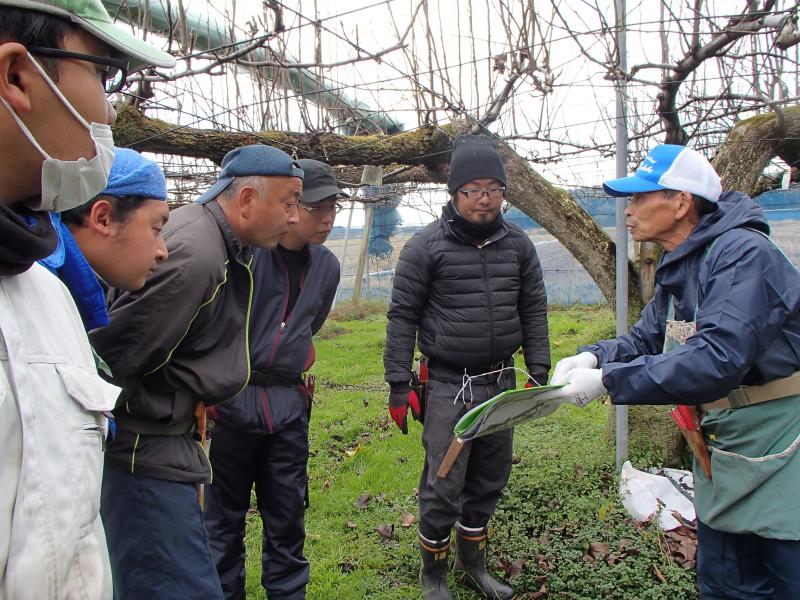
[665,293,800,540]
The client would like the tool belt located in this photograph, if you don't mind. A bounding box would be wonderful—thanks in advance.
[428,356,512,378]
[701,370,800,411]
[115,412,195,436]
[249,369,303,388]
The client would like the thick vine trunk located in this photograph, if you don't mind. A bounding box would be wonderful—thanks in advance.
[112,103,643,312]
[714,106,800,194]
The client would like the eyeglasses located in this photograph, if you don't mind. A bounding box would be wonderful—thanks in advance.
[299,201,345,215]
[28,47,129,94]
[458,186,506,200]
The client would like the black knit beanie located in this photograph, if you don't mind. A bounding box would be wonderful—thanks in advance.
[447,134,507,195]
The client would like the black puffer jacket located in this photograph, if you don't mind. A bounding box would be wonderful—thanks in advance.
[384,203,550,385]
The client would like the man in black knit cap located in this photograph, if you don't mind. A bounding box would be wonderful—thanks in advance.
[384,134,550,599]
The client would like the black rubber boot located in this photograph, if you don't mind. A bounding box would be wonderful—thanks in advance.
[452,524,514,600]
[419,535,453,600]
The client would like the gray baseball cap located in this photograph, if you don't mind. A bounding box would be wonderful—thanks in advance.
[297,159,349,204]
[196,144,304,205]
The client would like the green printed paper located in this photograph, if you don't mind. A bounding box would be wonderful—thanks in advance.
[454,385,565,441]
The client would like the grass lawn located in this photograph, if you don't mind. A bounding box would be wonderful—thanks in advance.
[242,305,698,599]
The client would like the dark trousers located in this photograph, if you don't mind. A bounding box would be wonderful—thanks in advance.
[418,371,514,541]
[697,520,800,599]
[101,465,223,600]
[203,419,309,600]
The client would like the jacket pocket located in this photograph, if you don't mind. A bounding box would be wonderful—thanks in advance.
[76,425,105,536]
[56,363,120,412]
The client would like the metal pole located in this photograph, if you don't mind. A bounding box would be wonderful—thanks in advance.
[352,166,382,309]
[331,201,356,309]
[614,0,629,470]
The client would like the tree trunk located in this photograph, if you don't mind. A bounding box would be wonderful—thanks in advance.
[495,143,643,316]
[714,106,800,195]
[112,103,644,312]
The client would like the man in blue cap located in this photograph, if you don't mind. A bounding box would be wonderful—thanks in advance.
[44,147,170,330]
[90,144,302,598]
[547,144,800,598]
[0,1,173,597]
[204,158,345,600]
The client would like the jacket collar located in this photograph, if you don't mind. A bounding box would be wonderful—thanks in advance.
[441,212,509,247]
[206,200,252,265]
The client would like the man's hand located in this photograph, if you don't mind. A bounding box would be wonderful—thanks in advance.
[524,365,550,388]
[551,352,598,385]
[388,384,422,434]
[539,368,606,407]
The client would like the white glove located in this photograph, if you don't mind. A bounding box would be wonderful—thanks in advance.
[551,351,598,385]
[538,368,606,407]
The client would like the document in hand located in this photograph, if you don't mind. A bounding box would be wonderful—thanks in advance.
[453,384,566,441]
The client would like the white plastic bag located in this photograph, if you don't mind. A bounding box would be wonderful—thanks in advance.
[619,461,695,530]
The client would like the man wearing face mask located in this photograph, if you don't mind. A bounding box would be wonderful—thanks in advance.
[0,1,174,598]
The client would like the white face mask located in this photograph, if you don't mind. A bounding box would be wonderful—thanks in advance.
[1,52,115,213]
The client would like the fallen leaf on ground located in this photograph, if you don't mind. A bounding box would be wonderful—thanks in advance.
[531,584,549,599]
[356,493,371,509]
[588,542,610,560]
[375,523,394,541]
[400,510,416,528]
[495,557,524,580]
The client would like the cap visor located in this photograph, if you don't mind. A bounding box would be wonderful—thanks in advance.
[602,175,666,197]
[302,185,349,204]
[196,177,234,204]
[83,17,176,70]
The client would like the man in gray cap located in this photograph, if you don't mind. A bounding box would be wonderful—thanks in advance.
[90,144,302,598]
[0,0,173,597]
[384,134,550,600]
[204,158,346,600]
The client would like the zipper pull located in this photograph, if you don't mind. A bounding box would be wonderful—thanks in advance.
[280,322,286,333]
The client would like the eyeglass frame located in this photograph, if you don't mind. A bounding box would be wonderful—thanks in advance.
[457,186,506,200]
[27,47,129,94]
[298,200,345,215]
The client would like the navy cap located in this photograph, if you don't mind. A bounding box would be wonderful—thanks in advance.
[297,159,349,204]
[197,144,304,204]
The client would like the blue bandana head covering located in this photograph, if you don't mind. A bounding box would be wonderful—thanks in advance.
[101,148,168,200]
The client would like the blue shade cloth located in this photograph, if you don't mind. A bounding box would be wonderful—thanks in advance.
[197,145,304,204]
[39,213,108,331]
[101,148,167,200]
